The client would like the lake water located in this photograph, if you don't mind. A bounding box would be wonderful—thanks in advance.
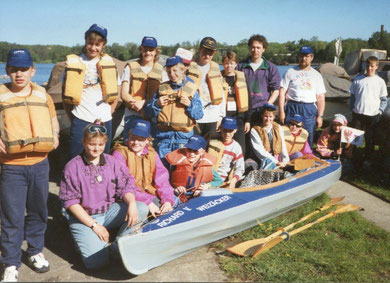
[0,63,291,86]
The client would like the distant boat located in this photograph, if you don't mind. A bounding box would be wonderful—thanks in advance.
[117,156,341,275]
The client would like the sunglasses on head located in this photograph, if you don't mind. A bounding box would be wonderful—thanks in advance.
[88,124,107,134]
[289,122,303,128]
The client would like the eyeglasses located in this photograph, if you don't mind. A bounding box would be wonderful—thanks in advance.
[289,123,303,128]
[88,124,107,134]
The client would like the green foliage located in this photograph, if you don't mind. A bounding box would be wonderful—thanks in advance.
[0,29,389,63]
[216,194,390,282]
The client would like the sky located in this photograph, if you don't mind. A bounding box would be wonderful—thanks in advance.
[1,0,389,47]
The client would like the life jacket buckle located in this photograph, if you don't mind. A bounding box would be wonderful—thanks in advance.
[19,139,28,146]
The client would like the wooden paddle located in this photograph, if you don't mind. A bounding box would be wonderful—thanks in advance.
[251,203,360,258]
[226,196,345,256]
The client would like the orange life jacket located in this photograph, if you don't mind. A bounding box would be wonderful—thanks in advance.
[128,61,163,107]
[157,80,197,132]
[165,148,216,189]
[0,83,54,154]
[223,70,249,113]
[187,62,201,88]
[63,54,118,105]
[112,143,157,195]
[282,125,309,155]
[207,139,225,170]
[205,61,224,105]
[253,123,282,155]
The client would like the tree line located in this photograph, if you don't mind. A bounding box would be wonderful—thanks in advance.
[0,30,389,65]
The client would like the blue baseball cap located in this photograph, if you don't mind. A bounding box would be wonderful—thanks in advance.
[131,119,151,138]
[298,46,313,54]
[165,56,183,67]
[185,135,207,151]
[7,49,33,68]
[263,103,276,111]
[221,117,238,130]
[141,36,157,48]
[290,114,303,124]
[85,24,108,40]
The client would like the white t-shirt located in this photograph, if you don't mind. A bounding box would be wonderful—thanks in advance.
[196,62,226,123]
[71,54,112,122]
[281,66,326,103]
[350,74,388,116]
[120,64,168,117]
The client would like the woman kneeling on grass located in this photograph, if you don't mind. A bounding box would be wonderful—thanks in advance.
[59,120,148,270]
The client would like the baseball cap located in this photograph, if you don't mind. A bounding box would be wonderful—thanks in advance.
[298,46,313,54]
[131,119,151,138]
[175,48,193,64]
[141,36,157,48]
[7,49,33,68]
[290,114,303,124]
[85,24,108,39]
[165,56,183,67]
[185,135,207,151]
[200,37,217,51]
[221,117,238,130]
[263,103,277,111]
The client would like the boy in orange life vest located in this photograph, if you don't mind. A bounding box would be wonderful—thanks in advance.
[282,114,314,160]
[221,51,252,156]
[111,119,177,218]
[165,135,223,201]
[0,49,60,281]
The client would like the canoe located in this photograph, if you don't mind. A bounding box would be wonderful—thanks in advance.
[117,156,341,275]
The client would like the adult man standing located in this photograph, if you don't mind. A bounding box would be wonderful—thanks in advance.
[278,46,326,147]
[237,34,281,121]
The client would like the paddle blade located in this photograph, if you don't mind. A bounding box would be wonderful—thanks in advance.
[227,238,269,256]
[251,237,284,258]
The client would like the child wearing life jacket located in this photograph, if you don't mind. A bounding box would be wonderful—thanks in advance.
[59,119,148,270]
[207,117,245,189]
[282,114,314,160]
[63,24,119,160]
[144,56,203,165]
[248,103,289,170]
[112,119,177,218]
[221,51,252,156]
[194,37,226,138]
[165,135,223,202]
[0,49,60,282]
[120,36,166,142]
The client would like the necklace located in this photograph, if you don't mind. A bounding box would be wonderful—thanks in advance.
[94,164,103,183]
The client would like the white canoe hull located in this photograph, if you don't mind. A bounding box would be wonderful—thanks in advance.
[118,159,341,275]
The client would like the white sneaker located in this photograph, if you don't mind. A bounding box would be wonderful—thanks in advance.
[1,266,18,282]
[27,253,49,273]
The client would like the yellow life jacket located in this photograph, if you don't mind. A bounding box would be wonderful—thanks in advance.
[187,62,201,88]
[206,61,224,105]
[223,71,249,113]
[128,61,163,106]
[112,143,157,195]
[282,125,309,155]
[157,80,197,132]
[63,54,118,105]
[0,83,54,154]
[207,139,225,170]
[253,123,282,155]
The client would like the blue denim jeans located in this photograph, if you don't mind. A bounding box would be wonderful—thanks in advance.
[69,116,112,161]
[0,158,49,268]
[67,201,148,269]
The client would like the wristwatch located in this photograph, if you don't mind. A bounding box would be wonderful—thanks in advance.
[90,221,98,229]
[317,115,323,118]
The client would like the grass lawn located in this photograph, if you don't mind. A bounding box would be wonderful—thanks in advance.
[214,194,390,282]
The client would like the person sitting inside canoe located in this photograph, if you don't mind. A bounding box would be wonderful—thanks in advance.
[246,103,289,170]
[316,114,352,160]
[282,114,314,160]
[111,119,178,218]
[207,117,245,189]
[165,135,223,203]
[59,119,148,270]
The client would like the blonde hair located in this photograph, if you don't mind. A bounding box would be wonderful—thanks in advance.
[83,119,108,142]
[138,46,161,63]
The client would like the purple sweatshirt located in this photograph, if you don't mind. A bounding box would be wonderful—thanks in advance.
[237,57,281,110]
[59,153,142,215]
[112,146,175,206]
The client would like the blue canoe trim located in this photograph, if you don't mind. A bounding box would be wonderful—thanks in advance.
[143,160,341,232]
